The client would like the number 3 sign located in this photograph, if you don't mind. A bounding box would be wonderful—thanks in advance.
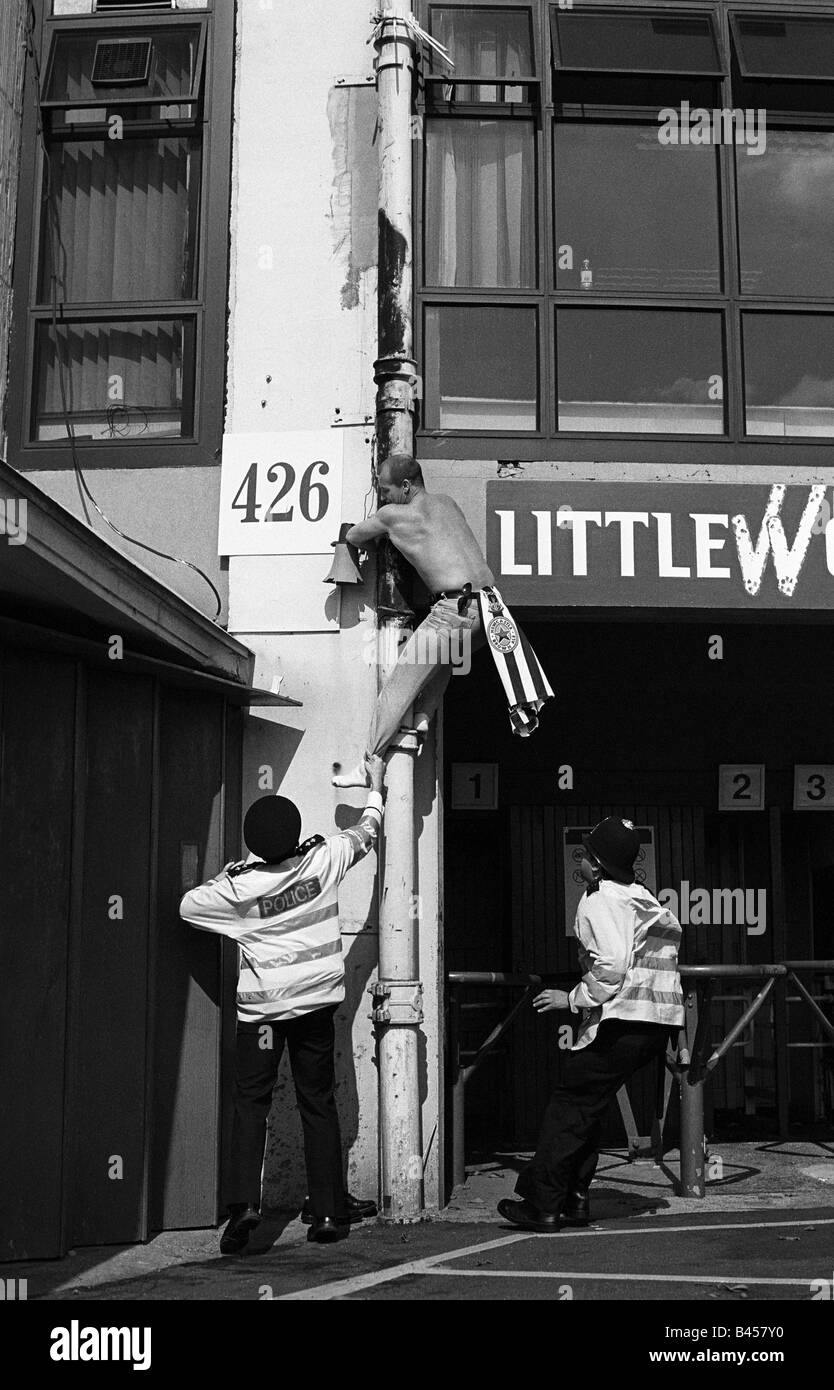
[218,431,344,556]
[794,766,834,810]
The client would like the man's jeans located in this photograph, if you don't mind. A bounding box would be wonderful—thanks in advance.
[367,594,483,758]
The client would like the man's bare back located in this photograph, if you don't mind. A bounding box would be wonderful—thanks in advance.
[367,492,495,593]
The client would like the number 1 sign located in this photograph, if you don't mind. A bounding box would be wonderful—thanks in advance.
[218,431,344,556]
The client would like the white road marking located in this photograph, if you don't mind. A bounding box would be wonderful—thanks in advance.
[275,1215,834,1300]
[430,1270,813,1286]
[274,1233,531,1300]
[524,1216,834,1239]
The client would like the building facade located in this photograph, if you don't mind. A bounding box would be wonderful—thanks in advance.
[3,0,834,1249]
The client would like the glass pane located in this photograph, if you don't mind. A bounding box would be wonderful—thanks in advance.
[551,9,722,74]
[39,136,200,303]
[732,15,834,80]
[557,309,725,434]
[737,132,834,297]
[46,27,201,103]
[425,120,536,288]
[425,305,537,430]
[34,318,195,441]
[429,7,535,75]
[743,314,834,438]
[554,123,721,294]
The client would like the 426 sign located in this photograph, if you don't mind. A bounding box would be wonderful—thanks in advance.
[218,431,344,556]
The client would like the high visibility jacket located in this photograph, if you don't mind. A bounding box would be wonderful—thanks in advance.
[179,793,383,1022]
[568,878,684,1050]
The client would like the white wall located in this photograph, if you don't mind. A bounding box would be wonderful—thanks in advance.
[226,0,444,1211]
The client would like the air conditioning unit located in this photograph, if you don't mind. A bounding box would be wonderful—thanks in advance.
[91,38,153,86]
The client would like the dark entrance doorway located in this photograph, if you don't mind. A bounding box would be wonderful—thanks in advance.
[444,618,834,1163]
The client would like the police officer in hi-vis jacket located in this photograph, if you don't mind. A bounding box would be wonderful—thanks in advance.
[180,755,385,1253]
[499,817,685,1233]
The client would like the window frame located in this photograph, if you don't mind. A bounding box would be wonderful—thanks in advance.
[550,5,725,77]
[729,8,834,82]
[7,0,232,471]
[416,0,834,465]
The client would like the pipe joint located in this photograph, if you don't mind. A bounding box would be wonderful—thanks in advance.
[370,979,424,1026]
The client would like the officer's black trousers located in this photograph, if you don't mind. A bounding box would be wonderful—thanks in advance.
[515,1018,672,1216]
[226,1004,346,1220]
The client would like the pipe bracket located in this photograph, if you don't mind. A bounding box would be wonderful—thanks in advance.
[369,979,424,1025]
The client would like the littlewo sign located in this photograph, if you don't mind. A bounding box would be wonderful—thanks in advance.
[486,482,834,609]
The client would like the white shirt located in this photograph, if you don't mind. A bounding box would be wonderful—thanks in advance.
[568,878,685,1049]
[180,794,383,1021]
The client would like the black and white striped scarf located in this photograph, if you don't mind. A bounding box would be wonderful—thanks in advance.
[476,586,555,737]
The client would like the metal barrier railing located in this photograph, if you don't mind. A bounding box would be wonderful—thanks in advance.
[447,962,834,1199]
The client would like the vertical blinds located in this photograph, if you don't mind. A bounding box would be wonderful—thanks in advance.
[40,136,198,304]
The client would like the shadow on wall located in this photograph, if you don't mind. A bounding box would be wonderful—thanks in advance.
[324,574,369,631]
[243,714,305,793]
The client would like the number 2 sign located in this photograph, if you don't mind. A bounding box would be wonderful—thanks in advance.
[218,431,344,556]
[718,765,765,811]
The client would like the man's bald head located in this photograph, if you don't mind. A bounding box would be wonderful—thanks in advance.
[378,454,425,504]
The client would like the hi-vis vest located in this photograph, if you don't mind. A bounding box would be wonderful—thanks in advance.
[568,878,685,1050]
[179,796,382,1022]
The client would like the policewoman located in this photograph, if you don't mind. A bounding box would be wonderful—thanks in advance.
[499,817,685,1233]
[180,756,385,1253]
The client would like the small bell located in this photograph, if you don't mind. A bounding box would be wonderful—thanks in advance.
[324,523,362,585]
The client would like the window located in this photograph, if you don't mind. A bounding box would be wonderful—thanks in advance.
[730,12,834,81]
[553,122,722,295]
[425,305,538,428]
[743,314,834,438]
[9,0,231,467]
[557,308,725,434]
[417,1,834,460]
[736,131,834,298]
[551,7,722,75]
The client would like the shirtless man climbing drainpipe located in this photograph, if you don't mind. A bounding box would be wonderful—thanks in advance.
[332,454,494,789]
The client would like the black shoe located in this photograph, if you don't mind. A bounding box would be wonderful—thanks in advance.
[497,1198,563,1233]
[219,1204,261,1255]
[307,1215,349,1244]
[563,1189,590,1226]
[301,1192,378,1225]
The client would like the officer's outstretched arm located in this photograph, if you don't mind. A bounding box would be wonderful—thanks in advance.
[330,755,386,877]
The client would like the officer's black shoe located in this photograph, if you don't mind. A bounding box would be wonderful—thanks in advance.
[219,1204,261,1255]
[497,1198,563,1233]
[307,1215,349,1244]
[562,1189,590,1226]
[301,1192,378,1225]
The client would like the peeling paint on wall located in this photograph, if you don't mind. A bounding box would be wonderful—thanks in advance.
[327,85,378,310]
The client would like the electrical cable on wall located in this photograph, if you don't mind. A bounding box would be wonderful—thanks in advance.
[23,2,223,622]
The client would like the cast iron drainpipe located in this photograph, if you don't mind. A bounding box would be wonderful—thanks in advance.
[369,0,424,1222]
